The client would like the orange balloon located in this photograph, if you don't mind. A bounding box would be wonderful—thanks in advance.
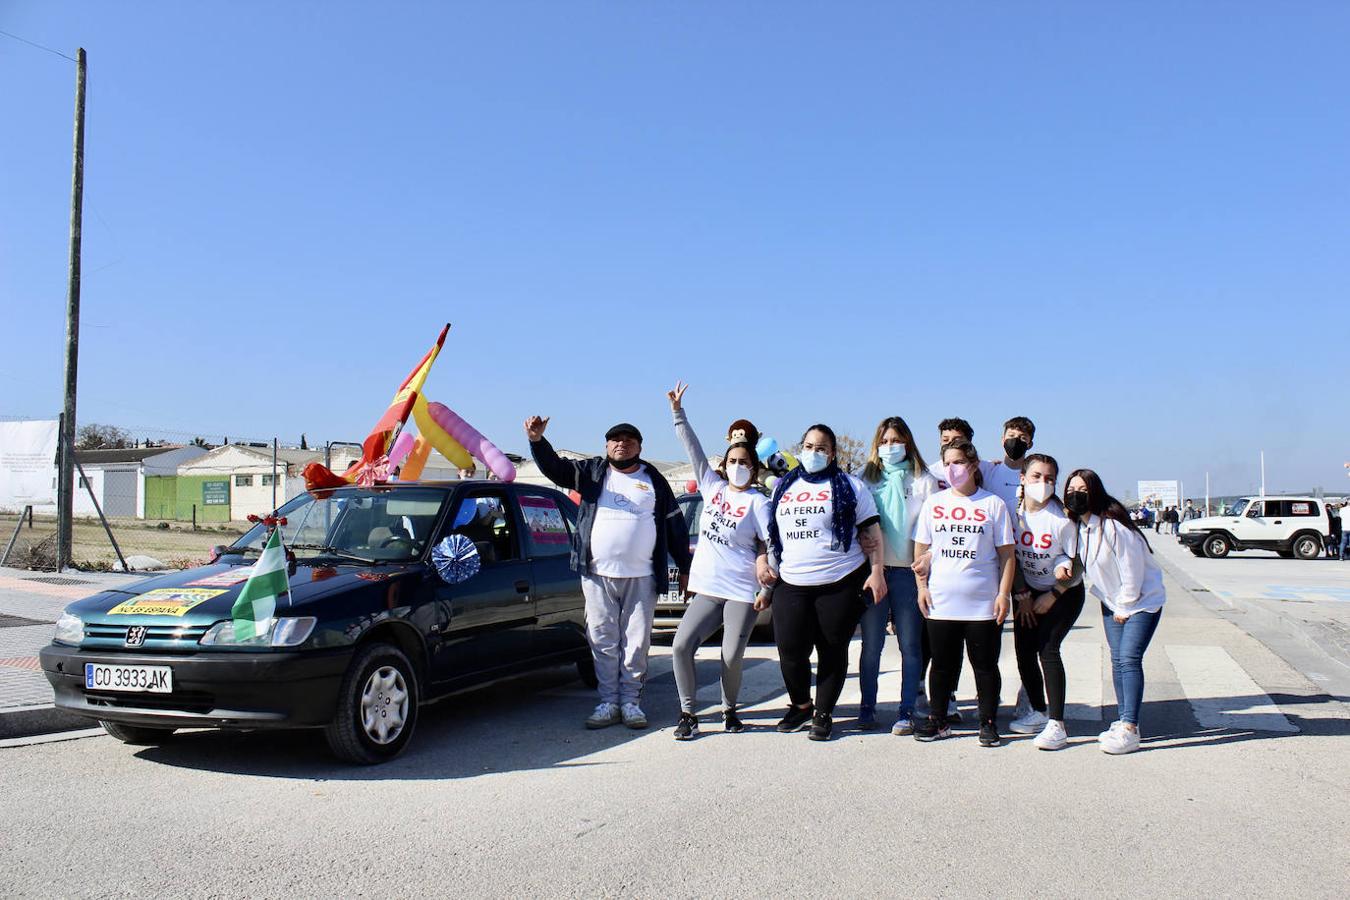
[399,436,433,481]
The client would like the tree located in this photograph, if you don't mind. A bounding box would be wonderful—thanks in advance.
[835,434,867,474]
[300,433,309,450]
[76,423,132,450]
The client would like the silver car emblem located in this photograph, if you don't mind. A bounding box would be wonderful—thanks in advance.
[125,625,148,647]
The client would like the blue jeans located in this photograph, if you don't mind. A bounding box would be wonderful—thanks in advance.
[1338,532,1349,559]
[1101,605,1162,726]
[858,567,923,717]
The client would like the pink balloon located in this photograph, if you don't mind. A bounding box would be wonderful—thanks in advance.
[685,479,697,494]
[424,401,517,482]
[388,430,416,467]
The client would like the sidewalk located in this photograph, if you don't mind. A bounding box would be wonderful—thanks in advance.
[0,567,146,737]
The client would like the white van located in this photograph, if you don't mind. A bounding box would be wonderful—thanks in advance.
[1178,496,1330,560]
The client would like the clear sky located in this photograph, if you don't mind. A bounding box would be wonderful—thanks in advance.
[3,2,1348,499]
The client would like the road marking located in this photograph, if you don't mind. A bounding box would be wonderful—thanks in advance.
[1164,644,1298,733]
[1061,642,1104,721]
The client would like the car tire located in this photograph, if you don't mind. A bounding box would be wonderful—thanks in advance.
[99,720,176,745]
[1277,550,1295,559]
[1202,533,1231,559]
[576,656,599,689]
[1188,546,1206,557]
[1291,533,1322,561]
[324,642,420,765]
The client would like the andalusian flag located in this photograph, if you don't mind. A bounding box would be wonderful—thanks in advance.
[231,528,289,641]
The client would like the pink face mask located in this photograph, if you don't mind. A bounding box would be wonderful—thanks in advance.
[946,462,972,489]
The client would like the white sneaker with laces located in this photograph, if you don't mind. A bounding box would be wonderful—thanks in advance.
[1100,724,1141,754]
[585,702,621,729]
[1098,720,1124,742]
[1009,709,1049,734]
[1033,719,1068,751]
[620,702,649,730]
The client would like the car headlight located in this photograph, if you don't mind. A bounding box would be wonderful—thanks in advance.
[53,612,83,646]
[199,617,317,648]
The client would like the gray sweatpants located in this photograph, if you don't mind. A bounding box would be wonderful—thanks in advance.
[671,594,759,714]
[581,574,657,705]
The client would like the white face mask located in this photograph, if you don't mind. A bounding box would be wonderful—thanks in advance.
[1024,482,1054,504]
[726,463,752,488]
[798,449,829,474]
[878,444,907,466]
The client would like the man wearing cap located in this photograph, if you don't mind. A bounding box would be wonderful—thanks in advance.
[524,414,693,729]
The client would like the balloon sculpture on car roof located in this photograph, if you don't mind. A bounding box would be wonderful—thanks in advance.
[303,323,517,492]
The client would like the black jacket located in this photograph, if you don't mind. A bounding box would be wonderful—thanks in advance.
[529,436,692,592]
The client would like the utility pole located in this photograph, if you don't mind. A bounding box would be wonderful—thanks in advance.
[56,47,87,572]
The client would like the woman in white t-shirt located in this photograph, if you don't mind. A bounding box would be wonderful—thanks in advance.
[766,424,887,741]
[1061,468,1166,755]
[857,415,939,735]
[912,438,1016,747]
[666,383,772,740]
[1006,453,1085,750]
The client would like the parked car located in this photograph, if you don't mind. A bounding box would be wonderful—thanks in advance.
[654,492,773,634]
[1178,496,1330,560]
[40,481,593,764]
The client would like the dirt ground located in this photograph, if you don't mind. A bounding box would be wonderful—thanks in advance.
[0,512,246,572]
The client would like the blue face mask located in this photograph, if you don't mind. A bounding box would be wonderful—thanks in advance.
[878,444,907,466]
[799,449,829,474]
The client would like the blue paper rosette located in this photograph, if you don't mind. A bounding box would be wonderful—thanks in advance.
[432,533,481,585]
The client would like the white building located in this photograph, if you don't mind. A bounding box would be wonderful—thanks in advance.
[72,446,209,519]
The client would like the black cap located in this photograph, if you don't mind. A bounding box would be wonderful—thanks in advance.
[605,422,642,442]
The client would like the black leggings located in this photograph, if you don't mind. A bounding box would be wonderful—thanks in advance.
[773,565,869,716]
[926,618,1002,723]
[1013,583,1086,721]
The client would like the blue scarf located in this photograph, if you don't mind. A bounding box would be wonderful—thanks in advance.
[870,460,911,561]
[769,461,858,558]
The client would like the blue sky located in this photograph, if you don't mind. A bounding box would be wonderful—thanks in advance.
[3,2,1348,499]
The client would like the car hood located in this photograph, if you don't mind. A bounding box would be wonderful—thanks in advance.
[64,561,422,625]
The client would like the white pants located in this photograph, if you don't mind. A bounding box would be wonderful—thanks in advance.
[581,574,657,705]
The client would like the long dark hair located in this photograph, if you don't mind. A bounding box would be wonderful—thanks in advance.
[862,415,928,484]
[1064,467,1151,553]
[715,441,762,483]
[940,438,983,488]
[1018,452,1060,513]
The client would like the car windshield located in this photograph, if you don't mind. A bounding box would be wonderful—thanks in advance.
[227,487,450,562]
[1228,499,1250,517]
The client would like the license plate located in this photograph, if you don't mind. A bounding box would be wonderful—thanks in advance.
[84,663,172,694]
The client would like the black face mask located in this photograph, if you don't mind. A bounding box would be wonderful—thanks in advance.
[1065,491,1090,515]
[608,455,641,470]
[1003,437,1029,461]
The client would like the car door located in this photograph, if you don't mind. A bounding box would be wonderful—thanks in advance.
[431,488,537,684]
[515,487,587,658]
[1238,500,1286,548]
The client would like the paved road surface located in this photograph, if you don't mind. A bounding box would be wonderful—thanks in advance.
[1,560,1346,897]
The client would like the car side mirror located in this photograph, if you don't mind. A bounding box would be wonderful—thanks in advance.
[432,534,481,585]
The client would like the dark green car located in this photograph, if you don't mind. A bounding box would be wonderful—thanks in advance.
[40,482,593,763]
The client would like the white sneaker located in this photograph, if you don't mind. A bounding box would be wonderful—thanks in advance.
[1033,720,1068,751]
[1009,709,1049,734]
[1014,687,1032,719]
[585,702,621,729]
[620,702,648,730]
[1100,724,1141,755]
[1098,720,1123,742]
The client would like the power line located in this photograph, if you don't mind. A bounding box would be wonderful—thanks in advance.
[0,27,78,63]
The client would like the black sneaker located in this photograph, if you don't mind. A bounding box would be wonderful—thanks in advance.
[808,712,833,741]
[913,715,952,742]
[978,720,1001,747]
[776,704,814,733]
[673,712,699,741]
[856,706,879,731]
[723,709,745,733]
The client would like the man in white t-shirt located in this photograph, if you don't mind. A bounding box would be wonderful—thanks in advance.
[527,416,693,731]
[983,416,1036,518]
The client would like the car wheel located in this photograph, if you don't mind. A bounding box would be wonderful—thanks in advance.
[1291,533,1322,560]
[1188,546,1206,557]
[1202,533,1231,559]
[99,721,176,745]
[324,642,419,765]
[576,656,599,689]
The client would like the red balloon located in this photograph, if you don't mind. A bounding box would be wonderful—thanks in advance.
[685,479,697,494]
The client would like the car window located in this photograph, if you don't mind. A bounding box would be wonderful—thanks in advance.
[1289,501,1318,517]
[1246,501,1263,518]
[445,492,519,566]
[680,495,703,542]
[517,492,573,558]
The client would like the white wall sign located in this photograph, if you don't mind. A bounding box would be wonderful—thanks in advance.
[0,419,59,513]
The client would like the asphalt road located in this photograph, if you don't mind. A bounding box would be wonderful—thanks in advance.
[1,565,1347,898]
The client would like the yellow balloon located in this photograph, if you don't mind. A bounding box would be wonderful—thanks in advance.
[412,395,474,469]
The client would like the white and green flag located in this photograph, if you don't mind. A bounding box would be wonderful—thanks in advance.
[231,528,289,641]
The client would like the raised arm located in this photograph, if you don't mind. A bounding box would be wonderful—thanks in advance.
[524,415,582,491]
[667,381,714,486]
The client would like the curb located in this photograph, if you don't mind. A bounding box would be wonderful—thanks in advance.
[0,703,97,741]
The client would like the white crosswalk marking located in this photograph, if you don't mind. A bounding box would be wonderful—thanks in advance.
[1061,642,1104,721]
[1164,644,1298,733]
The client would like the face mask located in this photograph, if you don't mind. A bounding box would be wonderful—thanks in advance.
[608,454,640,470]
[1065,491,1090,515]
[878,444,907,466]
[946,462,971,489]
[799,450,829,474]
[726,463,752,488]
[1004,437,1029,461]
[1024,482,1054,504]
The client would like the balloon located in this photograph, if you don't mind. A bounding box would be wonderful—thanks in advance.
[424,401,517,482]
[755,437,778,462]
[388,430,416,467]
[685,479,697,494]
[412,395,475,470]
[399,436,432,481]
